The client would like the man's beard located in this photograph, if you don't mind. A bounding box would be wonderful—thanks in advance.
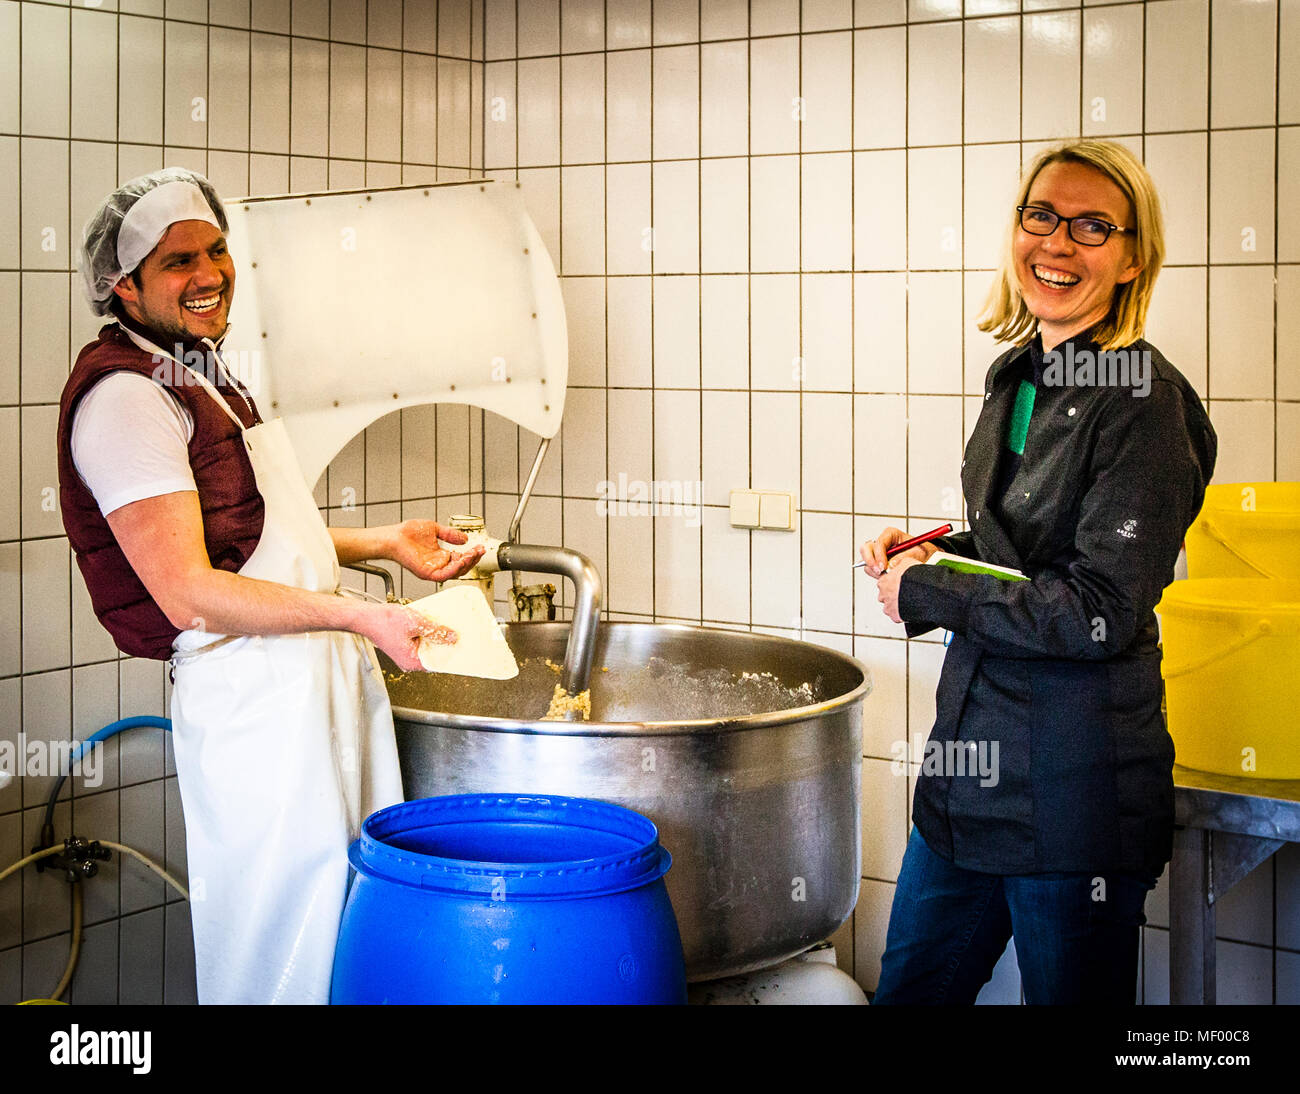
[131,296,228,354]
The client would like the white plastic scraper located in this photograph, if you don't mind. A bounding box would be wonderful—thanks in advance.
[407,586,520,680]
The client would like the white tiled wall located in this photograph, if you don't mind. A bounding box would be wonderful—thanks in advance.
[4,0,1297,1006]
[483,0,1298,1005]
[1,0,484,1006]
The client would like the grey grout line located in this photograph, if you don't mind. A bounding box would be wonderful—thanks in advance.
[63,0,75,863]
[1274,0,1281,483]
[601,7,611,620]
[797,0,804,641]
[958,10,966,570]
[1204,0,1213,408]
[6,258,1297,277]
[15,0,24,984]
[850,2,857,648]
[745,1,752,633]
[648,1,656,622]
[1270,0,1283,999]
[903,6,912,779]
[557,0,565,595]
[1078,2,1085,141]
[6,258,1299,277]
[12,121,1300,146]
[696,0,704,626]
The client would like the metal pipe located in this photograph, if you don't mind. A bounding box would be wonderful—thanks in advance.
[509,438,550,595]
[342,561,398,602]
[496,543,601,698]
[509,437,550,545]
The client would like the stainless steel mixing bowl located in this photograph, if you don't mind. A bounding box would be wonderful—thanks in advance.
[383,621,869,982]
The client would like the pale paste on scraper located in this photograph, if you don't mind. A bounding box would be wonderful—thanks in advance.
[406,585,519,680]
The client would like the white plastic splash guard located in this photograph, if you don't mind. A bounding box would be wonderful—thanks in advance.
[222,180,567,486]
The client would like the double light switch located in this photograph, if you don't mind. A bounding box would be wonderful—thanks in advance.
[730,490,796,531]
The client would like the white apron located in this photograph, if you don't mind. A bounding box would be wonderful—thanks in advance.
[167,362,404,1005]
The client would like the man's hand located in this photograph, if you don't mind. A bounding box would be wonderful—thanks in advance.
[876,555,922,624]
[105,495,467,658]
[388,519,485,583]
[104,490,430,644]
[362,602,457,673]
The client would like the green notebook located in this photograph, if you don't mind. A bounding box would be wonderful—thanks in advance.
[927,550,1028,582]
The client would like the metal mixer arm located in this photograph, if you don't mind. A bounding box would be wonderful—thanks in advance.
[496,543,602,699]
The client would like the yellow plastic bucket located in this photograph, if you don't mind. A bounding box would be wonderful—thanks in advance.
[1156,579,1300,780]
[1185,482,1300,580]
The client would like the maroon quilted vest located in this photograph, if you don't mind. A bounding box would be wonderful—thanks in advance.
[57,324,266,660]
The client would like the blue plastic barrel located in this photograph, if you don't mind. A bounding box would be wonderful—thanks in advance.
[330,794,687,1004]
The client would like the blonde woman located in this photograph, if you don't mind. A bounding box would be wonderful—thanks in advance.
[861,140,1217,1004]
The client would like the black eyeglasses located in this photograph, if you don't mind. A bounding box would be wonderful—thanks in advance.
[1017,205,1134,247]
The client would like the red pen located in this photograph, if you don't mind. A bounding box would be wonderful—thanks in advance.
[852,523,953,569]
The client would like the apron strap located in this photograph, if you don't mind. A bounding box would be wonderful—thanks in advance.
[170,633,240,666]
[118,323,253,433]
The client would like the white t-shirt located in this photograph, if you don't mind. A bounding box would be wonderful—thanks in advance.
[70,371,198,517]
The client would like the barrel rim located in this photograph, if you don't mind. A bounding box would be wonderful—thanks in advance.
[351,793,673,898]
[1200,481,1300,514]
[1157,577,1300,619]
[1192,511,1300,528]
[387,621,873,737]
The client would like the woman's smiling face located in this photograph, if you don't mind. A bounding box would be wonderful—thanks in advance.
[1014,159,1143,350]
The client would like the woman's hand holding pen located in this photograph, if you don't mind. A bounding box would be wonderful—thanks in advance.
[857,526,939,577]
[858,527,940,624]
[874,556,922,623]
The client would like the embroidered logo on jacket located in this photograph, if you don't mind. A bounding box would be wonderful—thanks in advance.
[1116,518,1138,539]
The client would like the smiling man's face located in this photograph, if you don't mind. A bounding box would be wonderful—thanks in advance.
[112,219,235,346]
[1014,159,1142,350]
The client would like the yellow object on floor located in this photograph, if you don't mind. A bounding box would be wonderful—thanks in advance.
[1157,578,1300,780]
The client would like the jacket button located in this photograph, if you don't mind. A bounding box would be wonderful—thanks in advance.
[975,510,980,520]
[961,460,966,468]
[984,393,991,400]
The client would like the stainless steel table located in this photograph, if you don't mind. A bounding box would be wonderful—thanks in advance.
[1170,765,1300,1004]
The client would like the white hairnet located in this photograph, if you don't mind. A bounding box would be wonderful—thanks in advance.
[79,167,229,316]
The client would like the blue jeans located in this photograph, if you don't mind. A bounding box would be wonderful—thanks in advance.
[872,829,1155,1005]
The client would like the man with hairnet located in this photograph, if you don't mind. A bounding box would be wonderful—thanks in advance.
[57,168,484,1004]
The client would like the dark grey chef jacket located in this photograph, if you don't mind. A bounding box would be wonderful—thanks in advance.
[898,335,1217,877]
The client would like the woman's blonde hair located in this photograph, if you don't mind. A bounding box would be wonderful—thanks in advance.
[977,139,1165,352]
